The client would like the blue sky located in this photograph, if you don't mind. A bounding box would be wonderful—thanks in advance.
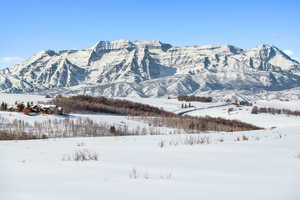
[0,0,299,68]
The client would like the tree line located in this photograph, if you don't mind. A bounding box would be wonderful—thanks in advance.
[251,106,300,116]
[140,115,262,133]
[51,95,176,117]
[177,95,213,102]
[51,95,261,132]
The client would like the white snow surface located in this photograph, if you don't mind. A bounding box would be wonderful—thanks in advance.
[0,93,51,105]
[0,94,300,200]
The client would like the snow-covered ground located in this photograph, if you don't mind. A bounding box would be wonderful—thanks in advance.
[120,97,227,113]
[187,104,300,129]
[0,93,51,106]
[1,128,299,200]
[0,94,300,200]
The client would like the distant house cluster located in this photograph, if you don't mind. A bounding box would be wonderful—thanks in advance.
[0,101,63,116]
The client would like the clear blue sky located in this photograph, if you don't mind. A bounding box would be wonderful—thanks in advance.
[1,0,299,68]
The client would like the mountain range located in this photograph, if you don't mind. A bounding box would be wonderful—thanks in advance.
[1,40,300,97]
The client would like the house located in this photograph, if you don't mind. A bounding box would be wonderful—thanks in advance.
[2,102,63,116]
[39,104,64,115]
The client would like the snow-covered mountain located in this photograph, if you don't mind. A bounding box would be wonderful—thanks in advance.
[1,40,300,97]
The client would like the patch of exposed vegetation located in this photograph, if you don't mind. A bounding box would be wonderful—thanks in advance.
[0,130,48,140]
[51,95,175,117]
[142,115,262,132]
[251,106,300,116]
[177,95,213,102]
[52,95,262,132]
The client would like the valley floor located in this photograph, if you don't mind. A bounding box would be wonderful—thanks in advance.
[0,94,299,200]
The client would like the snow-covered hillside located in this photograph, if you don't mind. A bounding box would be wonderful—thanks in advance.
[1,94,300,200]
[0,40,300,97]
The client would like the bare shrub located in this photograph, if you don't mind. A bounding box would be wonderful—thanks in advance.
[160,173,172,180]
[242,135,249,141]
[184,135,210,145]
[129,168,138,179]
[76,142,85,147]
[129,168,172,180]
[158,140,165,148]
[0,130,48,140]
[159,135,211,147]
[235,135,249,142]
[63,149,99,161]
[0,116,143,140]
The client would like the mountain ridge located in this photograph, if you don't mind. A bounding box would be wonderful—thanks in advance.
[1,40,300,97]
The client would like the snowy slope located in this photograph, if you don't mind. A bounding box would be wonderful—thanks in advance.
[0,93,51,105]
[1,95,300,200]
[0,40,300,97]
[1,125,299,200]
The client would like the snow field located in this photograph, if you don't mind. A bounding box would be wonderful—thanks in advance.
[1,127,299,200]
[0,94,300,200]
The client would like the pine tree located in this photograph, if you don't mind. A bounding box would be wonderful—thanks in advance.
[17,103,25,112]
[251,106,258,114]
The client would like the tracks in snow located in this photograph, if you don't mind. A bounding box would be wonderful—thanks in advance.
[176,103,230,115]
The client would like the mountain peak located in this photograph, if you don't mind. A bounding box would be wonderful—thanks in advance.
[252,44,299,64]
[91,40,134,51]
[90,40,172,52]
[1,40,300,96]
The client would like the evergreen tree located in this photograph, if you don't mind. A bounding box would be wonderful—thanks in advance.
[251,106,258,114]
[0,102,4,110]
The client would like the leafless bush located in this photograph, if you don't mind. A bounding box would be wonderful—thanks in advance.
[62,149,99,161]
[160,173,172,180]
[183,135,210,145]
[0,116,150,140]
[76,142,85,147]
[0,130,48,140]
[242,135,248,141]
[129,168,138,179]
[159,135,211,147]
[158,140,165,148]
[235,135,249,142]
[129,168,172,180]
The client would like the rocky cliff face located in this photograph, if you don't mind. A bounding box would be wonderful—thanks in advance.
[1,40,299,97]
